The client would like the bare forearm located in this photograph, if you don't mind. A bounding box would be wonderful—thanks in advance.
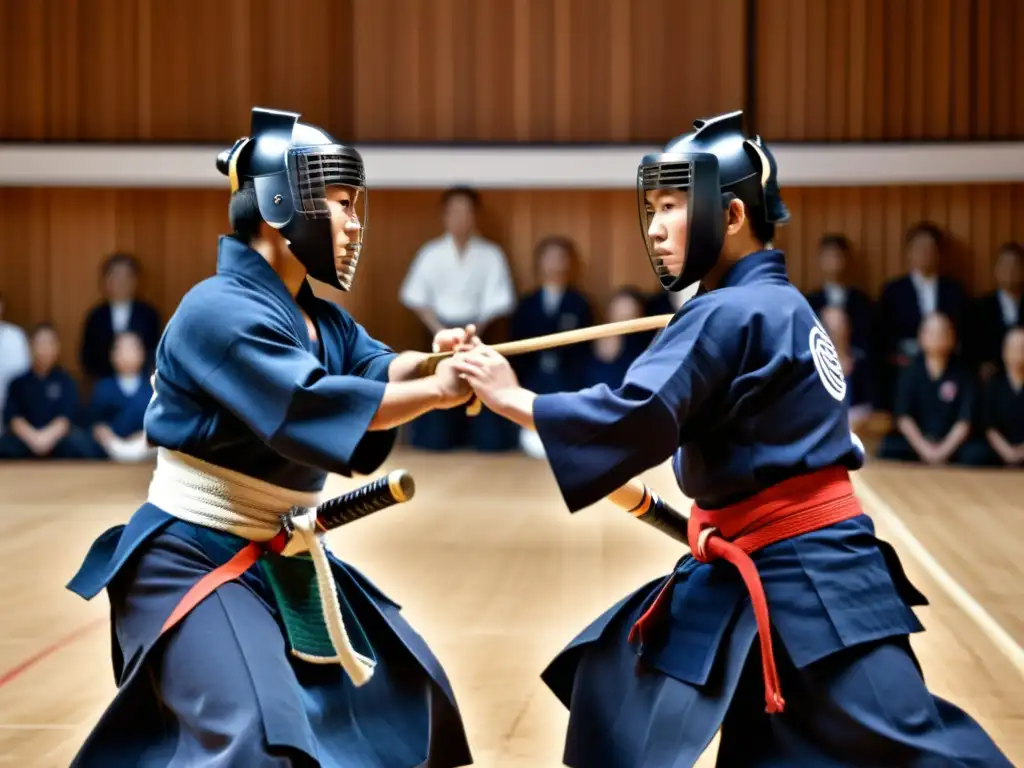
[9,418,36,444]
[368,377,444,431]
[388,351,431,382]
[492,387,538,431]
[985,428,1019,464]
[935,421,970,460]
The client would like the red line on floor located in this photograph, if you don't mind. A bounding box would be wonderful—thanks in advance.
[0,617,106,689]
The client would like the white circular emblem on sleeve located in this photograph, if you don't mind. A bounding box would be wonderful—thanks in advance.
[809,325,846,401]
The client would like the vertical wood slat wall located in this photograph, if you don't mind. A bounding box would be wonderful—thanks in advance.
[2,0,1022,143]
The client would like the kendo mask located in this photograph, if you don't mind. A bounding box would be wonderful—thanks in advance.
[217,107,367,291]
[637,110,790,292]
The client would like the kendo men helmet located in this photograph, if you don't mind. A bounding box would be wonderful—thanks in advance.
[637,110,790,292]
[217,107,367,291]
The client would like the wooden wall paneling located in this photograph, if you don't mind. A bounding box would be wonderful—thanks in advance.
[752,0,1024,141]
[5,0,1024,142]
[1,0,748,144]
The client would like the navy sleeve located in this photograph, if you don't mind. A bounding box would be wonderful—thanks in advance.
[168,293,390,477]
[334,307,400,473]
[335,309,398,384]
[533,301,733,512]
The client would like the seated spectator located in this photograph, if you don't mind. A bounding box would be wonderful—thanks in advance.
[80,253,161,382]
[0,324,102,460]
[805,234,872,353]
[512,236,594,459]
[981,327,1024,467]
[0,291,31,436]
[876,313,989,466]
[511,236,594,394]
[86,332,156,463]
[819,307,873,434]
[967,242,1023,380]
[876,222,968,409]
[400,186,517,452]
[586,288,649,389]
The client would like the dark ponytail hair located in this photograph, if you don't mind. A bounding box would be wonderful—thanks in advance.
[229,181,263,245]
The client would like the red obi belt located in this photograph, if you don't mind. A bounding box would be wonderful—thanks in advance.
[628,466,863,714]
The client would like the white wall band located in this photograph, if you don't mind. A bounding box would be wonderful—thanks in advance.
[1,142,1023,188]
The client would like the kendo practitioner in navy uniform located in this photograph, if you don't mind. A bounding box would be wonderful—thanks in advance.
[66,108,474,767]
[453,112,1010,767]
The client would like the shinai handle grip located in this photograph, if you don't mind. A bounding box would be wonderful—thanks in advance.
[416,314,675,377]
[315,470,416,531]
[607,478,690,545]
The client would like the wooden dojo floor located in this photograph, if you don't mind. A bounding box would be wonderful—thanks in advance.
[0,451,1021,767]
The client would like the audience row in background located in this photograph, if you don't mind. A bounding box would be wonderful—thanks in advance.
[807,226,1022,406]
[0,322,154,462]
[0,186,1020,467]
[397,187,1022,467]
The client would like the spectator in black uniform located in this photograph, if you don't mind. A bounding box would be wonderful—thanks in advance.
[80,253,161,381]
[510,236,594,395]
[0,324,103,460]
[981,326,1024,467]
[805,234,872,354]
[877,313,989,466]
[876,223,968,410]
[585,287,649,389]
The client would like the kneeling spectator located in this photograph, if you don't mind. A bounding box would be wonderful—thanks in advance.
[877,314,989,466]
[585,288,649,388]
[511,236,594,394]
[982,327,1024,466]
[0,324,102,460]
[87,332,155,463]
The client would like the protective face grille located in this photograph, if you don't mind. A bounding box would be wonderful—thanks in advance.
[639,161,692,190]
[290,147,366,219]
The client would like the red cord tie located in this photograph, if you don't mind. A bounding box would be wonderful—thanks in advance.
[692,524,786,714]
[160,529,290,637]
[628,466,864,715]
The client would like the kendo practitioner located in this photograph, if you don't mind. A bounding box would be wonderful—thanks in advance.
[453,111,1011,767]
[66,108,474,767]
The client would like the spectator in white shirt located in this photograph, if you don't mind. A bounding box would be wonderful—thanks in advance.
[0,292,31,436]
[400,187,519,453]
[80,253,161,382]
[400,187,516,341]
